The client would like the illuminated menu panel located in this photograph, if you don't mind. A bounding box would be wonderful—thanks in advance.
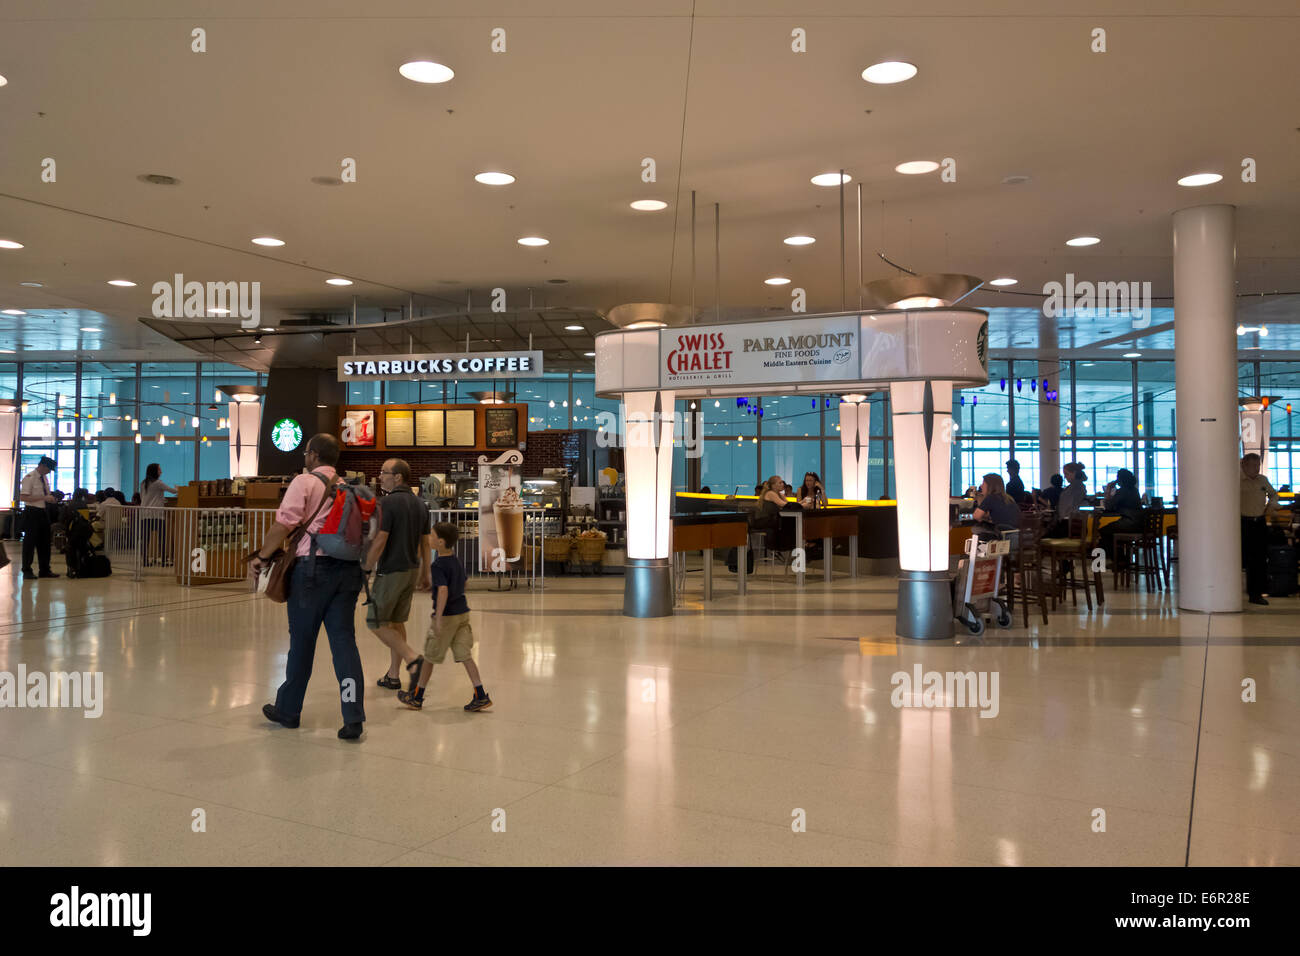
[445,409,476,446]
[415,409,445,446]
[385,409,414,446]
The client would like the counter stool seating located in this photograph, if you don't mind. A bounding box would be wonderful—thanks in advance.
[1112,508,1168,592]
[1039,513,1105,611]
[1002,511,1051,626]
[1166,523,1178,567]
[750,520,797,576]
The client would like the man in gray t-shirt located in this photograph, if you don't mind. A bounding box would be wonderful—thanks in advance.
[361,459,432,692]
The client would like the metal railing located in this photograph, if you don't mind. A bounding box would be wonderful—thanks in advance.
[427,507,546,591]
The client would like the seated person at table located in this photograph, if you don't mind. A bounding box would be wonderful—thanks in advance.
[971,473,1021,539]
[749,476,789,544]
[1038,473,1064,510]
[1097,468,1142,559]
[795,472,826,509]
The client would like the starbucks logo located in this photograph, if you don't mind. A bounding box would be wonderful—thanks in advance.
[271,418,303,452]
[976,321,989,370]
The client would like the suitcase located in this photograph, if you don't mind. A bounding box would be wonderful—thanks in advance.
[1266,544,1297,597]
[78,553,112,578]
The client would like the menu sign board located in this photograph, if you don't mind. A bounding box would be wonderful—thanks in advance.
[445,409,476,446]
[659,318,858,390]
[415,409,444,446]
[341,409,376,446]
[484,408,519,448]
[385,409,415,446]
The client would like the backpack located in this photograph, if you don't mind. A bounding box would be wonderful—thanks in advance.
[307,474,379,562]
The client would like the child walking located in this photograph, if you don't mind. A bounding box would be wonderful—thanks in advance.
[398,522,492,712]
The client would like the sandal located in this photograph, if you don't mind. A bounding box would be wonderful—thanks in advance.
[406,656,425,694]
[376,675,402,690]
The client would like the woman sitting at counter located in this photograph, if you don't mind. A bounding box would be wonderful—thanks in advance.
[1098,468,1142,558]
[795,472,826,509]
[971,473,1021,539]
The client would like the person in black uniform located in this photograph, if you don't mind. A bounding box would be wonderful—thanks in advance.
[19,456,60,580]
[1005,459,1027,503]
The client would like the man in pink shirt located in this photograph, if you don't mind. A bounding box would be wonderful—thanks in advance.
[251,433,366,740]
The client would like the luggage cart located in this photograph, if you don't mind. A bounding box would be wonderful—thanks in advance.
[954,533,1013,635]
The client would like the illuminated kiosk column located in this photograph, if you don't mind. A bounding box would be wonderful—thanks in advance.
[1238,398,1274,473]
[0,400,20,512]
[838,395,870,500]
[890,380,956,639]
[1173,204,1239,613]
[219,385,267,479]
[623,389,677,617]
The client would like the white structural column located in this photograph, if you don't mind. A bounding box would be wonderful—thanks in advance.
[1173,204,1240,613]
[622,389,676,617]
[0,400,20,508]
[228,399,263,478]
[890,380,955,638]
[838,398,871,500]
[1038,360,1061,488]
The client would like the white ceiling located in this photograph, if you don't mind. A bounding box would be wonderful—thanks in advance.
[1,0,1298,364]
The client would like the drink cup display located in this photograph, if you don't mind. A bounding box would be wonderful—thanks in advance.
[493,487,525,561]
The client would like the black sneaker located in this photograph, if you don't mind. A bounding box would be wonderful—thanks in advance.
[262,703,300,728]
[338,722,364,740]
[396,689,423,710]
[376,675,402,690]
[464,692,492,712]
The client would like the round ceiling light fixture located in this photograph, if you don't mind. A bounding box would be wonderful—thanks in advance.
[1177,172,1223,187]
[326,277,353,286]
[475,171,515,185]
[630,199,668,211]
[810,173,851,187]
[1066,236,1101,247]
[784,235,816,246]
[1123,352,1142,358]
[584,351,596,358]
[765,277,792,285]
[0,239,24,250]
[0,75,7,88]
[19,282,42,287]
[895,160,939,175]
[80,327,100,333]
[107,279,136,287]
[989,277,1018,286]
[251,236,285,247]
[517,236,549,246]
[862,61,917,84]
[564,324,584,331]
[399,61,454,84]
[2,309,26,315]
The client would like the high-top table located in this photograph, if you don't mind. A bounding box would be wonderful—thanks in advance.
[671,512,750,599]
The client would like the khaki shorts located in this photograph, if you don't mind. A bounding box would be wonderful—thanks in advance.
[367,568,418,627]
[424,612,474,664]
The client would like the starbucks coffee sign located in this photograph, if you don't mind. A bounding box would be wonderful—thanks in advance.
[338,351,544,382]
[271,418,303,452]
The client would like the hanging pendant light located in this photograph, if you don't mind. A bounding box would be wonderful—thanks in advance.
[1000,378,1006,391]
[1016,379,1022,392]
[134,433,141,444]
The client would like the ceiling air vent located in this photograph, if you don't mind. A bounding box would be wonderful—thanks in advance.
[138,173,180,185]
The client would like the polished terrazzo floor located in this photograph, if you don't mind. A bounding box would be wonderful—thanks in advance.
[1,543,1296,866]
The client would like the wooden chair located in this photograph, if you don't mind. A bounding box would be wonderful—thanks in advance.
[1040,513,1105,611]
[1113,509,1166,591]
[1003,511,1051,626]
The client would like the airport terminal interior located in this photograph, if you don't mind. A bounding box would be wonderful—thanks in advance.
[1,1,1298,867]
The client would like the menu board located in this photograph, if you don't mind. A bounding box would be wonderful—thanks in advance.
[385,409,414,446]
[415,409,444,446]
[485,407,519,448]
[341,409,376,447]
[445,409,476,446]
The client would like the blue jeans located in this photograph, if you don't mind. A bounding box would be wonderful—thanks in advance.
[274,556,366,724]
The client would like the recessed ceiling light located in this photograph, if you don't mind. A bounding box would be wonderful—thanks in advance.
[765,277,791,285]
[2,309,25,315]
[0,75,7,88]
[517,236,549,246]
[584,352,596,357]
[80,327,100,333]
[251,237,285,247]
[895,161,939,175]
[564,324,583,331]
[989,277,1017,286]
[625,320,665,330]
[19,282,42,287]
[208,308,230,315]
[630,199,668,211]
[1123,352,1142,358]
[1066,236,1101,247]
[326,277,353,286]
[107,279,136,287]
[784,235,816,246]
[475,171,515,185]
[1178,172,1222,187]
[399,60,454,84]
[0,240,24,250]
[810,173,851,187]
[862,61,917,84]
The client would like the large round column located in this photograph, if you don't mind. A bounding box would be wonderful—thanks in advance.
[1173,204,1240,612]
[891,379,955,639]
[622,389,676,618]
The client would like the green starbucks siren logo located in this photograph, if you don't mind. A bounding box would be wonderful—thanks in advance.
[271,418,303,452]
[976,321,989,371]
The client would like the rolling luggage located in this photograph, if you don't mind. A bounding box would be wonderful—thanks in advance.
[1266,544,1297,597]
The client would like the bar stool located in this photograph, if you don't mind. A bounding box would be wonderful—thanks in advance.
[1112,509,1166,591]
[1040,513,1105,611]
[1004,512,1051,626]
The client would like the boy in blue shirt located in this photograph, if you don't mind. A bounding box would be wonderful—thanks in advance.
[398,522,492,712]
